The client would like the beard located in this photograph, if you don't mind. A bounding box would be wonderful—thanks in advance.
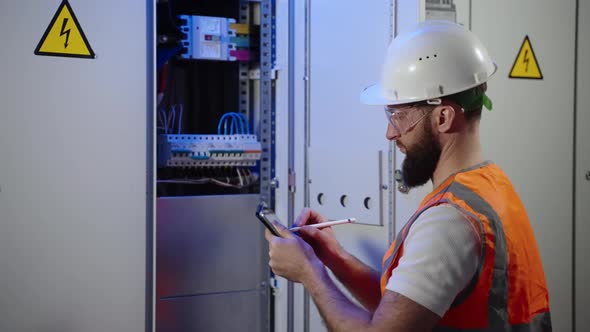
[401,118,441,188]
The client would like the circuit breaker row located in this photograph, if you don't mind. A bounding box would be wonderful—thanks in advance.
[158,134,262,168]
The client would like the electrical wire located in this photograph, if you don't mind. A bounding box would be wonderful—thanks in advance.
[229,114,239,134]
[157,170,259,189]
[232,113,245,134]
[218,114,228,135]
[160,108,168,134]
[168,105,176,134]
[217,112,251,135]
[177,104,183,134]
[238,113,250,134]
[237,167,244,186]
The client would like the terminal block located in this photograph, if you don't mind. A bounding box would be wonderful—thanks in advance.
[178,15,237,61]
[158,134,262,168]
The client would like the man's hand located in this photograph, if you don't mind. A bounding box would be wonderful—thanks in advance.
[265,221,323,284]
[294,208,346,269]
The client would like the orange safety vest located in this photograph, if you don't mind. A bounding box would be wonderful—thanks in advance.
[380,162,551,331]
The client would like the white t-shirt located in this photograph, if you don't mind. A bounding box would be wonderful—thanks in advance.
[385,204,481,317]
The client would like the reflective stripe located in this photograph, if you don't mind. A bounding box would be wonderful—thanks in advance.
[447,182,509,330]
[433,311,552,332]
[439,199,487,308]
[512,311,552,332]
[456,160,492,174]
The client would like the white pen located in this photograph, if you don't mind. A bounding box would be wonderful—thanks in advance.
[290,218,356,232]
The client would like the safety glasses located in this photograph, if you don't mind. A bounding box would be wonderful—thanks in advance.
[384,103,435,136]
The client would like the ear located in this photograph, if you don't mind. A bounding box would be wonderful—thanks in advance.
[432,105,456,133]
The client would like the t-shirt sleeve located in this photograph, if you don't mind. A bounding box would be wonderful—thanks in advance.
[385,204,481,317]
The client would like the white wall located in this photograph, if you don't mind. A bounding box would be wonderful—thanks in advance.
[575,0,590,330]
[0,1,152,331]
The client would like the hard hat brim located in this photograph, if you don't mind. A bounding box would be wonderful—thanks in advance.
[361,62,498,106]
[360,83,398,106]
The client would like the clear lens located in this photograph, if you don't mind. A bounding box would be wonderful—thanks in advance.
[384,105,433,136]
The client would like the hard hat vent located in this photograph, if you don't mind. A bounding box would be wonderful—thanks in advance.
[359,21,498,106]
[418,54,438,61]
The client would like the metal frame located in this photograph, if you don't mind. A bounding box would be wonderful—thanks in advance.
[572,1,579,330]
[388,0,396,245]
[147,1,155,330]
[239,1,250,124]
[303,0,312,329]
[259,0,276,208]
[259,0,276,331]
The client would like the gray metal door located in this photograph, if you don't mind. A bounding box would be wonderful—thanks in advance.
[0,1,153,331]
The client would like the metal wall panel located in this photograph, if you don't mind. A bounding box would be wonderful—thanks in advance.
[157,290,263,332]
[156,194,269,331]
[575,0,590,330]
[304,1,393,331]
[308,0,392,226]
[470,1,575,330]
[0,0,152,331]
[156,194,266,297]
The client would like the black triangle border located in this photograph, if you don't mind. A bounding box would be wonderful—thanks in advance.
[34,0,96,59]
[509,35,543,80]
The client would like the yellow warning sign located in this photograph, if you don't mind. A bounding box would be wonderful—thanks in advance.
[509,36,542,79]
[34,0,95,59]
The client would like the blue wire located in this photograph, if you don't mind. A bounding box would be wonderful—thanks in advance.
[218,113,231,135]
[231,113,245,134]
[218,112,250,135]
[237,113,250,134]
[234,113,244,135]
[230,115,236,135]
[228,112,240,135]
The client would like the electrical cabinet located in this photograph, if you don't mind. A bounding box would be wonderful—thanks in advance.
[154,1,276,331]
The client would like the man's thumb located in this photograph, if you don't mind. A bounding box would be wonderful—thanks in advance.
[272,221,293,238]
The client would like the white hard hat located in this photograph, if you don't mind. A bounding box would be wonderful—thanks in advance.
[360,20,497,106]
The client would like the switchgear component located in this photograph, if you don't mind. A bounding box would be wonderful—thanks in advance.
[229,49,251,62]
[158,134,262,168]
[178,15,237,61]
[229,23,250,35]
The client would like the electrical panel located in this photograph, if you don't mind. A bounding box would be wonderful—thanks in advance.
[158,134,261,168]
[155,0,270,196]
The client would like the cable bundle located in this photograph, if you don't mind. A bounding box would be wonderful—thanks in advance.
[217,112,251,135]
[158,104,184,134]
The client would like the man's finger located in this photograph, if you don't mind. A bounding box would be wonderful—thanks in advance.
[265,229,273,241]
[294,208,312,227]
[298,225,320,237]
[294,208,328,227]
[272,221,294,238]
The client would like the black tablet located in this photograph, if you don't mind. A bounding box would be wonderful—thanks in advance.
[256,202,283,237]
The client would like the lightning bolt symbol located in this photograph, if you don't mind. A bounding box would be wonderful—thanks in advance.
[523,49,530,72]
[59,18,71,48]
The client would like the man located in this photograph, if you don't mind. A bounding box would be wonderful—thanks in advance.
[266,21,551,331]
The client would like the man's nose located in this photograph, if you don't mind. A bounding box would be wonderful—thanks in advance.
[386,122,400,141]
